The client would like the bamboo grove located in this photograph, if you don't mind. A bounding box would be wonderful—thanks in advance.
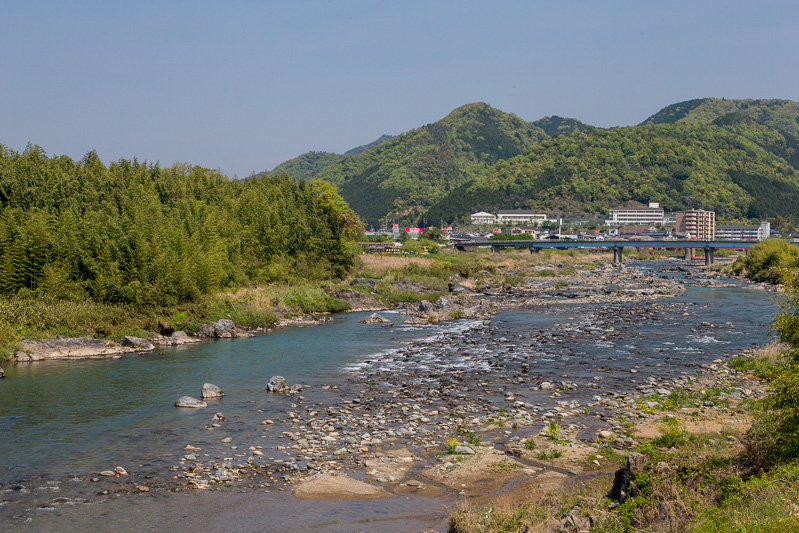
[0,144,363,307]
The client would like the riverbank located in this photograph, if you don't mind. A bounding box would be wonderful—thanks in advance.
[1,257,779,532]
[1,248,687,364]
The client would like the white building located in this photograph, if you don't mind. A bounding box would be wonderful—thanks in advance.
[496,210,548,225]
[606,203,665,226]
[715,221,770,241]
[470,211,496,225]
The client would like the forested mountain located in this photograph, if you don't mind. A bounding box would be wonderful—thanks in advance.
[0,144,361,306]
[531,116,591,137]
[308,103,548,226]
[269,134,396,180]
[270,151,346,181]
[422,122,799,226]
[642,98,799,138]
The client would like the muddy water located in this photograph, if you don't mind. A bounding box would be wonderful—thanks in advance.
[0,265,777,531]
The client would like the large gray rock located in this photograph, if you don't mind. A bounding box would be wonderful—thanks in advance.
[121,336,154,351]
[196,319,253,339]
[175,396,207,408]
[201,383,224,399]
[266,376,288,393]
[0,365,4,378]
[359,313,391,325]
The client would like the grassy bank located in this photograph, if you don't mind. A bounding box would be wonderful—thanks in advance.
[448,341,799,532]
[0,246,701,362]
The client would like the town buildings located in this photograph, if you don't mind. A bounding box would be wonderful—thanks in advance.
[470,210,548,225]
[715,221,770,241]
[606,203,665,225]
[676,209,715,240]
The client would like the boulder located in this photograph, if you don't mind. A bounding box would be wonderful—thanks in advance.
[0,365,4,378]
[175,396,207,408]
[121,336,154,351]
[201,383,224,399]
[607,452,647,503]
[196,319,253,339]
[266,376,288,393]
[454,445,476,455]
[359,313,391,325]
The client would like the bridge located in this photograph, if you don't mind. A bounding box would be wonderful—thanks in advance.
[453,240,758,265]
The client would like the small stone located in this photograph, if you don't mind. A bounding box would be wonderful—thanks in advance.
[114,466,128,476]
[137,485,150,492]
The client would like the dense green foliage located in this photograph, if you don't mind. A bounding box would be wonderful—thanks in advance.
[531,115,590,136]
[271,98,799,228]
[733,239,799,283]
[269,135,397,180]
[643,98,799,138]
[423,122,799,224]
[292,103,547,226]
[0,144,362,307]
[746,269,799,462]
[270,151,347,180]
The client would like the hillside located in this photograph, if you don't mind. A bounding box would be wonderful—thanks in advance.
[642,98,799,138]
[312,102,548,226]
[422,122,799,225]
[269,135,396,180]
[269,151,346,180]
[531,115,591,136]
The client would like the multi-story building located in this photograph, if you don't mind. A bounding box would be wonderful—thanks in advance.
[606,203,664,225]
[675,209,715,240]
[496,210,548,225]
[470,211,496,225]
[715,221,770,241]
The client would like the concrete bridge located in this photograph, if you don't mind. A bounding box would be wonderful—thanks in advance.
[453,240,759,265]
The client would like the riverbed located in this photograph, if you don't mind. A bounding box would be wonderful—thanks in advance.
[0,262,777,531]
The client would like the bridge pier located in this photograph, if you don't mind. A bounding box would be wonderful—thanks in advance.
[491,245,501,253]
[684,248,693,261]
[529,246,540,254]
[612,246,623,264]
[704,247,715,266]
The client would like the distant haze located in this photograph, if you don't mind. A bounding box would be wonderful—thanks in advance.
[1,1,797,178]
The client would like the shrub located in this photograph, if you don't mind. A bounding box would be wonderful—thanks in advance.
[738,239,799,284]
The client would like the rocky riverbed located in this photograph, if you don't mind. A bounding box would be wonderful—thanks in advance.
[0,261,776,531]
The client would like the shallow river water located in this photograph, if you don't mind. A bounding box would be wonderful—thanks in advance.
[0,263,779,531]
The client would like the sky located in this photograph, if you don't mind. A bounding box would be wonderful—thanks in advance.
[2,1,797,179]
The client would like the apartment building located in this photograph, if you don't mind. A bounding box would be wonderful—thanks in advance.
[675,209,715,240]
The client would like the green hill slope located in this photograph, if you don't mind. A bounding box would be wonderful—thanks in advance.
[642,98,799,138]
[270,151,346,180]
[532,116,591,136]
[313,102,547,226]
[422,122,799,225]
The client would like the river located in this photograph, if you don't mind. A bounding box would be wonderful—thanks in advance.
[0,263,778,531]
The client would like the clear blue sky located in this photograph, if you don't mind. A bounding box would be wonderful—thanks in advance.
[2,1,796,178]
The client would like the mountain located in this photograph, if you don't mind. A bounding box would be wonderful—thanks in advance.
[269,135,395,180]
[310,103,547,226]
[532,116,591,136]
[642,98,799,138]
[270,151,346,181]
[422,121,799,225]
